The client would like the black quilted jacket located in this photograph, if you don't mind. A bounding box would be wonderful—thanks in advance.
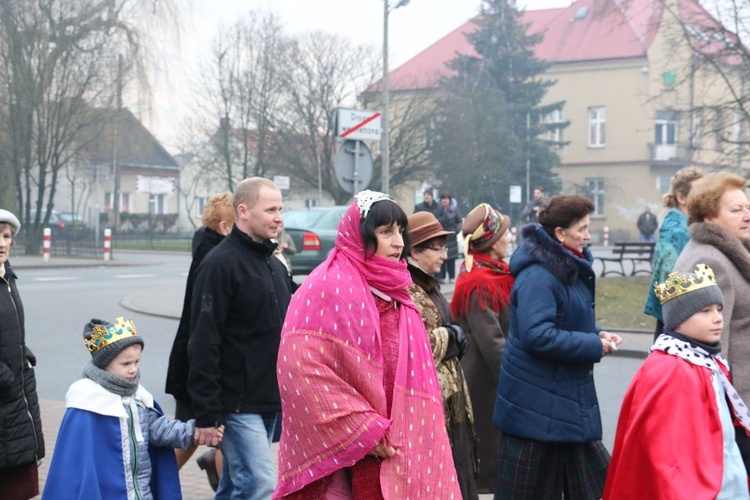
[0,262,44,469]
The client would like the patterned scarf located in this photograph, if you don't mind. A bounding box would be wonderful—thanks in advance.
[451,252,513,318]
[652,332,750,433]
[274,201,460,499]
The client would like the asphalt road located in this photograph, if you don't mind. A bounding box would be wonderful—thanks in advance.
[21,252,190,415]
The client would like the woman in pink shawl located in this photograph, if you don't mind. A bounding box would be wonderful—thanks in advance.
[274,191,460,499]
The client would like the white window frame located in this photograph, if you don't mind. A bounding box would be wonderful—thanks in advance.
[586,177,605,215]
[655,111,678,145]
[588,107,606,148]
[196,197,208,218]
[546,109,564,146]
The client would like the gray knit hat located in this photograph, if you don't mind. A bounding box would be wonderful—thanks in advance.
[656,264,724,331]
[83,317,144,369]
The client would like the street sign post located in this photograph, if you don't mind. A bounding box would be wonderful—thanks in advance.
[337,108,382,142]
[334,140,373,194]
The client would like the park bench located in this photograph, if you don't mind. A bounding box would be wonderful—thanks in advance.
[598,241,655,277]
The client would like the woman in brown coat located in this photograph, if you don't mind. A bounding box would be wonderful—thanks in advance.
[406,211,478,499]
[450,203,513,494]
[673,171,750,473]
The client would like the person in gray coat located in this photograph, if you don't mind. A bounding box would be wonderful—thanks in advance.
[672,171,750,472]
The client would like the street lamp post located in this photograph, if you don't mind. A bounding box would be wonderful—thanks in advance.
[381,0,410,195]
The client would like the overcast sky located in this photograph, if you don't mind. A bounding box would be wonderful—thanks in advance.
[145,0,572,151]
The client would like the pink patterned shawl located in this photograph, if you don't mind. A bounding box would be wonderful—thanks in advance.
[274,201,460,499]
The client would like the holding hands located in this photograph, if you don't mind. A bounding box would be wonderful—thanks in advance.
[368,437,397,459]
[195,425,225,447]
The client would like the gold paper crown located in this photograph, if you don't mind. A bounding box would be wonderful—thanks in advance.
[83,317,138,353]
[654,263,717,305]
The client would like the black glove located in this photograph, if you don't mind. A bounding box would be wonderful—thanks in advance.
[446,324,469,359]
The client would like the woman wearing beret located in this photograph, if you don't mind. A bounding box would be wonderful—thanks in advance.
[406,210,478,499]
[493,195,621,498]
[672,171,750,472]
[450,203,513,494]
[0,209,44,500]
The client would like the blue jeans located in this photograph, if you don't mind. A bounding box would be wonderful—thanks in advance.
[215,412,278,500]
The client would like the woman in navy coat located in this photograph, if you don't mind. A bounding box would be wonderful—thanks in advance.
[493,195,621,499]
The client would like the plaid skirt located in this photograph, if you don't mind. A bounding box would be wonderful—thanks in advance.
[494,433,610,499]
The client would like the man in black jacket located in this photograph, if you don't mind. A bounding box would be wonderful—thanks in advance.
[637,205,659,242]
[414,188,441,217]
[188,177,292,499]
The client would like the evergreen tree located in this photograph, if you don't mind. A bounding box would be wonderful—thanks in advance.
[432,0,566,217]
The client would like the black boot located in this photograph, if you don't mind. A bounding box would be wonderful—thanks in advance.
[197,448,219,492]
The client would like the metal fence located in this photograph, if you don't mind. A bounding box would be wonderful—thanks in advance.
[15,231,194,257]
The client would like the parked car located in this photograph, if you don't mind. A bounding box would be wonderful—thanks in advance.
[283,206,347,276]
[28,209,91,240]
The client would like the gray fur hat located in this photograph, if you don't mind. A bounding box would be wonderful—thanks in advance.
[83,317,144,369]
[657,264,724,331]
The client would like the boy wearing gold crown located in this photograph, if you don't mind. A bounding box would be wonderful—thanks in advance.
[43,318,222,499]
[604,265,750,499]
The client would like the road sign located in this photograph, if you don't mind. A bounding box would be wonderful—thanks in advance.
[273,175,290,190]
[510,185,522,203]
[337,108,382,142]
[334,140,373,194]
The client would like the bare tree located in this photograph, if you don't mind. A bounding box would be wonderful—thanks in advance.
[194,11,289,192]
[0,0,180,253]
[274,31,375,204]
[648,0,750,170]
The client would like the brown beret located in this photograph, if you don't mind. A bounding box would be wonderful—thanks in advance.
[407,211,454,247]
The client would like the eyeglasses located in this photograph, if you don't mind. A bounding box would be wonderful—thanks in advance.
[427,246,448,256]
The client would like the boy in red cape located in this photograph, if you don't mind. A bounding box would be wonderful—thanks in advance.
[604,264,750,499]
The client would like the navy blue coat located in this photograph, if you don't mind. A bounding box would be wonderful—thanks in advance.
[493,224,604,443]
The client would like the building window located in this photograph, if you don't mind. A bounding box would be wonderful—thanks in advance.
[657,176,672,195]
[104,192,129,212]
[586,178,605,215]
[545,109,564,146]
[196,197,208,218]
[654,110,678,160]
[424,117,435,150]
[588,107,606,147]
[655,111,678,145]
[149,194,166,215]
[690,108,703,148]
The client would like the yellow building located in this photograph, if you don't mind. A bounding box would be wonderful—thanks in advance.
[382,0,745,240]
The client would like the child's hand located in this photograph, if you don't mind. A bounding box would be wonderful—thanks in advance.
[367,438,396,458]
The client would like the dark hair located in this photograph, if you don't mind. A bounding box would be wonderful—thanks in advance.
[534,186,545,193]
[537,195,595,238]
[439,191,451,200]
[423,189,434,196]
[361,200,411,259]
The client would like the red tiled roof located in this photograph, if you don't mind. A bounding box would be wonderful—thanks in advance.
[380,0,675,92]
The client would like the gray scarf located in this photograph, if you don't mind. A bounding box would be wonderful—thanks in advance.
[82,360,140,397]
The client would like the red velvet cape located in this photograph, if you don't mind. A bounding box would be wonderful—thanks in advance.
[604,351,724,499]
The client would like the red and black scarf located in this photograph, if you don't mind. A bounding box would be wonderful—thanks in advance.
[451,252,514,318]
